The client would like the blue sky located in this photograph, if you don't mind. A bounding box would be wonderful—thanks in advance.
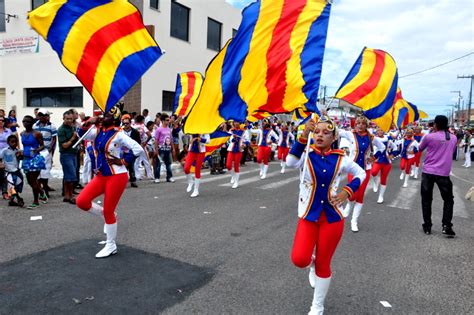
[225,0,474,119]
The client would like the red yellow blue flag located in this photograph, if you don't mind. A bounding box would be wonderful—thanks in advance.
[392,88,422,127]
[205,131,232,158]
[335,47,398,132]
[184,0,330,134]
[173,72,204,118]
[419,110,428,120]
[28,0,162,113]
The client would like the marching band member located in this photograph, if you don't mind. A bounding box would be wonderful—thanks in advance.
[227,121,249,189]
[184,133,210,197]
[250,120,279,179]
[76,107,144,258]
[339,116,384,232]
[399,128,419,188]
[286,116,365,315]
[371,127,398,204]
[412,126,424,178]
[277,123,295,173]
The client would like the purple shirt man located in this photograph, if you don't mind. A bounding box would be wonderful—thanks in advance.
[154,126,172,148]
[419,131,457,176]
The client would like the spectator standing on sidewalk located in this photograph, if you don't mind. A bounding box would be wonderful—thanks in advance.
[419,115,458,237]
[33,109,57,196]
[153,113,174,183]
[121,116,141,188]
[0,116,12,199]
[57,110,79,204]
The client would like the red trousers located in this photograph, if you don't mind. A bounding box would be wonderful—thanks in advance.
[277,146,289,162]
[400,158,414,174]
[226,151,242,173]
[348,170,370,203]
[257,146,271,165]
[414,151,422,167]
[76,172,128,224]
[184,151,205,178]
[291,212,344,278]
[371,162,392,185]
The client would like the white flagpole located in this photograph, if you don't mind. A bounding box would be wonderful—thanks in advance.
[72,125,96,149]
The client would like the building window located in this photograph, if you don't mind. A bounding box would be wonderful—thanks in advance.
[162,91,175,112]
[170,1,190,42]
[207,18,222,51]
[232,28,238,38]
[26,87,83,108]
[150,0,159,10]
[0,0,5,32]
[31,0,47,10]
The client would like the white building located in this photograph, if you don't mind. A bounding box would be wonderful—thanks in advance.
[0,0,241,126]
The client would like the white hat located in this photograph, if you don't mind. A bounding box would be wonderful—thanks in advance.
[37,109,51,116]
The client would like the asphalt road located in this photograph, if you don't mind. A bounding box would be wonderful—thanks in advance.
[0,159,473,314]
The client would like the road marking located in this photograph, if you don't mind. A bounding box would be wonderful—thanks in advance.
[219,169,297,187]
[453,185,469,219]
[30,216,43,221]
[387,179,418,210]
[258,176,299,190]
[380,301,392,308]
[450,171,474,184]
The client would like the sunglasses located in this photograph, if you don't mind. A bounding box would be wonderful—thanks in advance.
[123,122,130,125]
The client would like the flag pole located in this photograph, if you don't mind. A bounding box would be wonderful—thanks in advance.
[72,125,96,149]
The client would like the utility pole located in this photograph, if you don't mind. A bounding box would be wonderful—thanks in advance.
[450,90,461,125]
[457,75,473,127]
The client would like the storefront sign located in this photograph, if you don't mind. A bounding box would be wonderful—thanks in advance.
[0,36,39,56]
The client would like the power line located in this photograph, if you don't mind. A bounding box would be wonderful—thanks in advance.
[399,52,474,79]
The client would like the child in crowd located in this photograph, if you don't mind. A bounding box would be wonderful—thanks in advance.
[0,135,25,207]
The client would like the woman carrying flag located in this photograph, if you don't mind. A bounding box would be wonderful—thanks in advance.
[227,121,249,189]
[76,106,144,258]
[286,116,365,315]
[340,116,385,232]
[250,120,279,179]
[412,126,424,178]
[184,133,210,197]
[371,127,398,204]
[277,123,295,174]
[399,128,419,188]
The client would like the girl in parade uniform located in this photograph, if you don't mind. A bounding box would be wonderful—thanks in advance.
[277,123,295,174]
[371,127,398,204]
[286,116,366,315]
[412,126,424,178]
[76,108,145,258]
[339,116,385,232]
[399,128,419,188]
[184,133,210,197]
[227,121,249,189]
[250,120,279,179]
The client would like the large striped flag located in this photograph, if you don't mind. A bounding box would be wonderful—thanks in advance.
[28,0,162,113]
[335,47,398,132]
[204,131,232,158]
[184,0,330,134]
[392,88,422,127]
[173,72,204,118]
[292,108,312,126]
[419,110,428,120]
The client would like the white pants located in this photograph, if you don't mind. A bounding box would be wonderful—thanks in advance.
[39,150,52,179]
[465,151,472,167]
[134,150,153,179]
[82,152,92,185]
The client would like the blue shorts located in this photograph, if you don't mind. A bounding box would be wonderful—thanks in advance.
[60,153,78,182]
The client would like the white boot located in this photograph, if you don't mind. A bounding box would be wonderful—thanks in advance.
[308,255,316,288]
[377,185,386,204]
[280,161,286,174]
[403,174,409,188]
[98,223,107,245]
[95,223,117,258]
[259,164,264,176]
[230,170,235,184]
[232,173,240,189]
[410,167,415,177]
[351,202,363,232]
[308,276,332,315]
[414,167,419,179]
[341,201,353,218]
[400,172,405,180]
[88,202,103,217]
[372,176,379,193]
[191,178,200,197]
[186,174,194,193]
[261,165,269,179]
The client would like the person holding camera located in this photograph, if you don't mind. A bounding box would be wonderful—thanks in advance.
[419,115,458,237]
